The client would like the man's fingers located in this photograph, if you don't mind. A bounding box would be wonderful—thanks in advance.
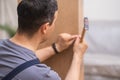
[74,36,80,46]
[68,35,77,41]
[68,35,81,41]
[68,35,80,45]
[68,35,81,45]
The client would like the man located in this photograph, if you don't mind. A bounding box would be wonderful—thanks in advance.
[0,0,88,80]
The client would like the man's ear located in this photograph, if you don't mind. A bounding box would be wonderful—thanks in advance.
[40,22,50,34]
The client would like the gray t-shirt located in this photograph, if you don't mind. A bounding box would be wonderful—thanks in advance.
[0,39,61,80]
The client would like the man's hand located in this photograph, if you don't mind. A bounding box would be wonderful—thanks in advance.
[55,33,77,52]
[65,36,88,80]
[73,36,88,58]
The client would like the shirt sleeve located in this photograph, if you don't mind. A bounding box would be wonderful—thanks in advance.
[13,64,61,80]
[43,69,61,80]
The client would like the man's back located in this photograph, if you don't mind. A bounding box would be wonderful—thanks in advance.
[0,39,60,80]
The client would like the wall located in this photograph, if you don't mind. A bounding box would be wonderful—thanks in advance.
[84,0,120,21]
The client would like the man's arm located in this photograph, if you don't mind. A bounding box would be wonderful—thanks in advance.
[35,46,56,62]
[35,33,77,62]
[80,62,84,80]
[35,34,87,80]
[65,37,87,80]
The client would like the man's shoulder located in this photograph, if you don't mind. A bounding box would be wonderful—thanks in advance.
[0,39,11,48]
[13,63,61,80]
[0,39,9,51]
[0,39,6,45]
[0,39,14,53]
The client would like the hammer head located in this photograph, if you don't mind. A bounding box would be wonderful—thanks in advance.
[84,17,89,30]
[80,17,89,43]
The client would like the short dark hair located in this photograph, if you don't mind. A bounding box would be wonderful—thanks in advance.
[17,0,58,36]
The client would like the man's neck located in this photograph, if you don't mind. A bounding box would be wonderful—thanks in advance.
[10,33,42,52]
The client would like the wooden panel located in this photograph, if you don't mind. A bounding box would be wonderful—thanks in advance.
[18,0,21,3]
[43,0,84,80]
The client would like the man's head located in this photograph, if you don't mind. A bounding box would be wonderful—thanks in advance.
[17,0,58,38]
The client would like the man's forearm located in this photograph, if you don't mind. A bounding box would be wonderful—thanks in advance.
[80,62,84,80]
[65,53,84,80]
[35,46,56,62]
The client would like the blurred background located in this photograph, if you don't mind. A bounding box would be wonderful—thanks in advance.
[0,0,120,80]
[0,0,17,39]
[84,0,120,80]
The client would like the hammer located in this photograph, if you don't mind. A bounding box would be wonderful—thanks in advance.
[80,17,89,43]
